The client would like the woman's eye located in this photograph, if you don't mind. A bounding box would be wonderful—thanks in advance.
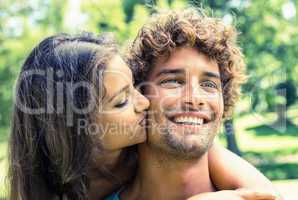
[114,98,128,108]
[159,78,184,88]
[200,81,218,89]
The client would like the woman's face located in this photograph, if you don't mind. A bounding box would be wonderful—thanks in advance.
[96,55,150,151]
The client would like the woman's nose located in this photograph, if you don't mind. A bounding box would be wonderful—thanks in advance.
[134,89,150,113]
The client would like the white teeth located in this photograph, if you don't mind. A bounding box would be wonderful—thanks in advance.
[173,116,203,125]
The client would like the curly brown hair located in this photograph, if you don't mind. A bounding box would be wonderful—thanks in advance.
[128,8,247,118]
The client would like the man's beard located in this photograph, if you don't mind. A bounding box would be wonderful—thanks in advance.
[152,121,216,160]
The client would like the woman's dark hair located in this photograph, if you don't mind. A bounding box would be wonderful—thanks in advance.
[8,33,117,200]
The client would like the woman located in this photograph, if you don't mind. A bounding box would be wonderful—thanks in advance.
[9,33,149,200]
[8,33,276,200]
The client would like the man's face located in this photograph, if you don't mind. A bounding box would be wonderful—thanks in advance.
[144,47,224,159]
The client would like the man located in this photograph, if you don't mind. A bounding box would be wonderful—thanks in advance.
[105,8,278,200]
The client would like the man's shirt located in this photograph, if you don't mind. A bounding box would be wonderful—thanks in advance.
[104,188,122,200]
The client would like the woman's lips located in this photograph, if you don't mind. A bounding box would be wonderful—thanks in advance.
[138,116,146,127]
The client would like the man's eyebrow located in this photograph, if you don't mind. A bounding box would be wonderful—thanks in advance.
[203,71,221,79]
[156,69,185,77]
[107,84,130,102]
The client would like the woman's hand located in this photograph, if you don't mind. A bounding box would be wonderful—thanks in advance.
[187,189,277,200]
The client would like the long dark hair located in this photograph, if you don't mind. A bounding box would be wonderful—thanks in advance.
[8,33,117,200]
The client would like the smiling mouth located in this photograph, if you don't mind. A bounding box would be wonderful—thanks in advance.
[167,113,211,126]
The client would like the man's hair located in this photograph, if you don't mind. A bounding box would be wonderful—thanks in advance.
[128,8,247,118]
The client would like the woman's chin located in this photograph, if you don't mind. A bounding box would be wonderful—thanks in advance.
[128,130,147,146]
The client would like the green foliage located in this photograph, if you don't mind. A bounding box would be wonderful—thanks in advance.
[123,0,140,23]
[198,0,298,114]
[237,1,298,113]
[258,163,298,180]
[244,147,298,180]
[0,0,67,126]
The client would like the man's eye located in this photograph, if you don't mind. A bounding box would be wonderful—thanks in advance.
[200,81,218,89]
[114,98,128,108]
[159,79,184,88]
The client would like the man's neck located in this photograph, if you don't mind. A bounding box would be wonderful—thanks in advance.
[122,143,215,200]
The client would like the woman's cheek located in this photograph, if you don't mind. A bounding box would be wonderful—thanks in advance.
[114,108,138,132]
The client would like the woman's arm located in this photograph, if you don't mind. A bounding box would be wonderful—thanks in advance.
[187,189,277,200]
[186,143,280,200]
[208,143,278,195]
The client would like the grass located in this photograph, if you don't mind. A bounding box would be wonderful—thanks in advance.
[228,104,298,180]
[273,179,298,185]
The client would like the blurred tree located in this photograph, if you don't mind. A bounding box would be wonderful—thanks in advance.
[236,0,297,112]
[274,80,297,126]
[123,0,140,23]
[276,80,297,108]
[224,119,242,156]
[0,0,67,126]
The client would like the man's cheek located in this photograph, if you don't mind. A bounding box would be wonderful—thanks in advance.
[160,96,181,112]
[211,96,224,113]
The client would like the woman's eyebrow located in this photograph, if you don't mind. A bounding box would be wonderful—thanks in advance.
[107,84,130,102]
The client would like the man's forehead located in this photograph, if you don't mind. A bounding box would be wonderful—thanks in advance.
[149,47,220,78]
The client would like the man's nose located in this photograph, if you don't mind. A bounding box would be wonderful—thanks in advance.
[134,89,150,113]
[181,79,206,110]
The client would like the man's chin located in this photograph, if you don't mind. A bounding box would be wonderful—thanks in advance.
[162,133,211,160]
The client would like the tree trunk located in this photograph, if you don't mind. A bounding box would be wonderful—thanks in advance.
[224,119,242,156]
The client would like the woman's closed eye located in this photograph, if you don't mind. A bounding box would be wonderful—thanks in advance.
[114,94,129,108]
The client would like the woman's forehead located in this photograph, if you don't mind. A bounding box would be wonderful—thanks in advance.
[102,56,133,98]
[105,55,132,78]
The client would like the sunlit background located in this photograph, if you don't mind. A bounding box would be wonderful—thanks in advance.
[0,0,298,199]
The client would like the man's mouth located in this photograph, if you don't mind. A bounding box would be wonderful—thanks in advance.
[167,112,212,126]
